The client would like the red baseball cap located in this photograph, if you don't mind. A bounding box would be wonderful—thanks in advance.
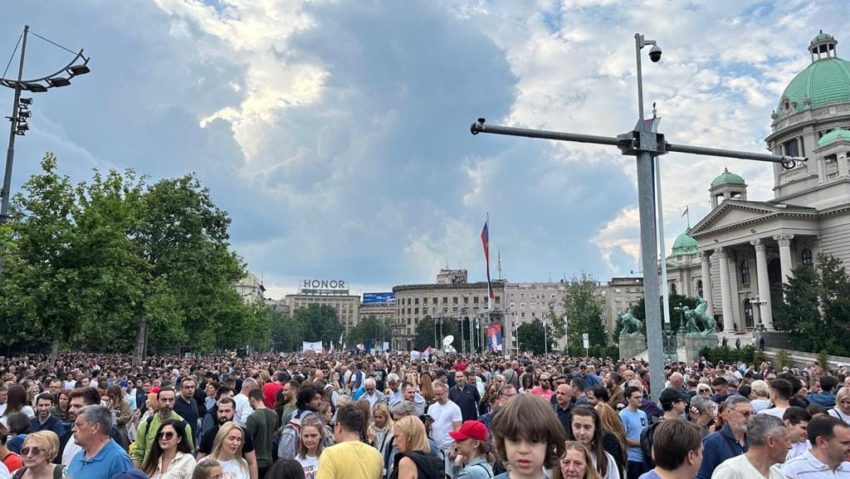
[449,420,488,442]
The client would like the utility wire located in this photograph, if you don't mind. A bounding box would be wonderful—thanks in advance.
[30,30,79,56]
[2,32,23,79]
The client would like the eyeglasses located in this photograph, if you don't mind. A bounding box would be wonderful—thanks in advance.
[733,409,752,418]
[21,447,44,456]
[159,431,176,440]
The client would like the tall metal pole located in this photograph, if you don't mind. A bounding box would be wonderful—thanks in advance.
[656,158,672,325]
[0,25,29,284]
[634,33,665,399]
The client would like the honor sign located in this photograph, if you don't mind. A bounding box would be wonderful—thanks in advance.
[301,279,349,295]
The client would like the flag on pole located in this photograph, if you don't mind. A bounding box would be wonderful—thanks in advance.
[681,205,689,217]
[481,219,494,300]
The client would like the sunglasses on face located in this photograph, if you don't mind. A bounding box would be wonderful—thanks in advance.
[159,431,176,440]
[21,447,44,456]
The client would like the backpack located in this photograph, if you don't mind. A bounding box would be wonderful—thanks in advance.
[639,419,663,469]
[391,451,446,479]
[278,410,331,460]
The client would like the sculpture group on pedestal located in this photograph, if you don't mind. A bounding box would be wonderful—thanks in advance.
[617,307,643,337]
[682,298,716,337]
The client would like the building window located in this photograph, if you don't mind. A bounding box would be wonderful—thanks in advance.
[442,297,448,304]
[783,138,800,158]
[743,298,753,329]
[452,307,458,313]
[802,248,813,266]
[495,296,501,304]
[414,308,418,314]
[453,297,458,304]
[474,297,479,304]
[414,298,419,305]
[741,260,750,285]
[697,280,704,298]
[432,297,437,305]
[463,297,469,304]
[670,283,677,296]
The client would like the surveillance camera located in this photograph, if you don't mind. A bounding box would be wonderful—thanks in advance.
[649,45,662,63]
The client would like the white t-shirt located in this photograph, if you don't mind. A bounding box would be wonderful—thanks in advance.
[758,407,787,419]
[0,461,9,479]
[62,441,83,466]
[233,393,253,427]
[712,453,785,479]
[590,450,621,479]
[428,400,462,448]
[213,457,250,479]
[297,454,319,479]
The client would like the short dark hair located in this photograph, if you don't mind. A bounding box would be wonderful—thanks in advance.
[783,406,811,425]
[589,385,610,403]
[624,386,642,400]
[711,376,728,387]
[336,403,367,434]
[157,385,176,399]
[820,376,839,392]
[769,378,793,401]
[652,419,702,470]
[808,414,848,445]
[69,387,100,406]
[570,378,585,392]
[36,392,55,404]
[248,389,263,402]
[215,386,233,399]
[217,397,236,410]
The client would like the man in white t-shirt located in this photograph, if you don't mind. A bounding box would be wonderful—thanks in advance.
[427,381,462,477]
[759,378,792,419]
[234,378,258,427]
[712,414,788,479]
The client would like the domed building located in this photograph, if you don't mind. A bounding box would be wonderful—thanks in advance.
[667,32,850,335]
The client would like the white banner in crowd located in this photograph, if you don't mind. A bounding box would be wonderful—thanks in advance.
[302,341,323,352]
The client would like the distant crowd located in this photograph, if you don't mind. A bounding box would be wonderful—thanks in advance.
[0,350,849,479]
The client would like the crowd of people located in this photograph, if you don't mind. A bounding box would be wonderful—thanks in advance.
[0,350,849,479]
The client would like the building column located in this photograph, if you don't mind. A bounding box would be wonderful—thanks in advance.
[700,251,714,317]
[727,252,741,331]
[717,248,734,333]
[751,239,774,331]
[774,233,795,285]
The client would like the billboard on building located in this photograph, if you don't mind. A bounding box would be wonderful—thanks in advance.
[363,292,395,305]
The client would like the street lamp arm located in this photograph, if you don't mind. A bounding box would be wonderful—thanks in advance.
[471,118,806,170]
[0,50,90,90]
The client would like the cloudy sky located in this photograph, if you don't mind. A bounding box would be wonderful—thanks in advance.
[1,1,845,298]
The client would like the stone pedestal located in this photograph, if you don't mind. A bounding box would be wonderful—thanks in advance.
[684,334,718,362]
[619,334,646,360]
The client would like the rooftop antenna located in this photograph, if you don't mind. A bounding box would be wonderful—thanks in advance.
[497,249,502,280]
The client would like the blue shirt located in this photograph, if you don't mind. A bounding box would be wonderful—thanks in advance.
[638,471,663,479]
[29,415,67,437]
[66,439,133,479]
[808,391,836,408]
[619,407,647,463]
[696,425,748,479]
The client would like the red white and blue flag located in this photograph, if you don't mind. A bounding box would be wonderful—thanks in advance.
[481,219,494,301]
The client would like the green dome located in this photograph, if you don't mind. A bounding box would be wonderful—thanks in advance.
[711,168,745,188]
[672,232,697,256]
[812,31,835,44]
[777,32,850,114]
[818,127,850,148]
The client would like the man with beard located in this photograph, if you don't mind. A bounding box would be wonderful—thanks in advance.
[131,385,195,467]
[57,387,129,465]
[28,393,65,437]
[198,397,259,479]
[696,395,751,479]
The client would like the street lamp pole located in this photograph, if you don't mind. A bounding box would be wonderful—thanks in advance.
[469,33,805,401]
[0,25,91,285]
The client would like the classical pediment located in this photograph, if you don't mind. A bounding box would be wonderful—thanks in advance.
[690,200,815,237]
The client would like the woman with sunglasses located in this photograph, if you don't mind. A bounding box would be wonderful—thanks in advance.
[11,431,64,479]
[141,419,196,479]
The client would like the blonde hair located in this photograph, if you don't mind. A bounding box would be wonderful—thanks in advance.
[23,431,59,462]
[594,403,627,463]
[210,422,248,473]
[372,403,394,430]
[836,386,850,405]
[393,415,430,453]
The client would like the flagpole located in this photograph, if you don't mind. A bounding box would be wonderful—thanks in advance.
[656,157,672,326]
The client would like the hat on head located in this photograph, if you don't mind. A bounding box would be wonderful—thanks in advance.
[658,387,690,406]
[449,420,488,442]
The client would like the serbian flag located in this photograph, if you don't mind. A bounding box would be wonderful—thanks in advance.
[481,220,494,301]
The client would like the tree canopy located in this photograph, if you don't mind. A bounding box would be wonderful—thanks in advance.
[0,154,266,359]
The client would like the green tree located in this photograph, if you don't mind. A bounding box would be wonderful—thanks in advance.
[775,253,850,355]
[517,319,557,355]
[293,304,343,346]
[562,274,605,350]
[348,315,393,350]
[271,312,305,352]
[414,315,460,351]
